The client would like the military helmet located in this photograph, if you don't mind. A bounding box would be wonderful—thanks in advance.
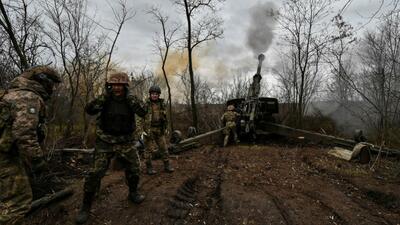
[227,105,235,111]
[21,65,61,96]
[107,72,130,85]
[21,65,62,83]
[149,85,161,94]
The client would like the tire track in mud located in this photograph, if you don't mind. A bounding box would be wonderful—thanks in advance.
[166,176,198,225]
[264,191,294,225]
[301,191,349,225]
[165,146,228,225]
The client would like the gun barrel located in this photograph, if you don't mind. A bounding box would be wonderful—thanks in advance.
[256,54,265,75]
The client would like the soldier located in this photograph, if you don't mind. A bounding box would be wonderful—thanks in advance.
[75,72,147,224]
[221,105,240,147]
[142,85,174,175]
[0,66,61,225]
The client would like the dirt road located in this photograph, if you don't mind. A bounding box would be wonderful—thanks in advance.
[28,143,400,225]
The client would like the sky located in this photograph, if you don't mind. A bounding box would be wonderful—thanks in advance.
[85,0,392,91]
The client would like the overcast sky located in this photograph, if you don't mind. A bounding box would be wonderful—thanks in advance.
[86,0,390,88]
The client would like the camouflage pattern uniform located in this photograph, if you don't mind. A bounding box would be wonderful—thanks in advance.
[143,97,173,174]
[0,66,60,225]
[221,105,240,147]
[83,93,146,194]
[76,72,147,224]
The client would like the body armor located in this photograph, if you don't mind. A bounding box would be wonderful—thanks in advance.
[100,98,135,135]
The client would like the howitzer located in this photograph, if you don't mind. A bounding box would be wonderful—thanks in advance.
[228,53,278,140]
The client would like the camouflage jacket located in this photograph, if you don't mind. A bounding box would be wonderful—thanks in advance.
[86,92,147,144]
[221,111,240,124]
[143,98,167,134]
[0,76,47,164]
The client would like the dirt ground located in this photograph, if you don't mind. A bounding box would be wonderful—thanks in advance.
[28,141,400,225]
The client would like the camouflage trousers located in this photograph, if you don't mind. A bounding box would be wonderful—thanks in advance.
[144,127,169,163]
[223,121,237,136]
[84,139,141,194]
[0,153,32,225]
[223,122,238,147]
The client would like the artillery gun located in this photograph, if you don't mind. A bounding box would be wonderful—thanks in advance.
[167,54,400,158]
[226,54,279,140]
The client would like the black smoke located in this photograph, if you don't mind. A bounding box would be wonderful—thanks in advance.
[246,2,277,57]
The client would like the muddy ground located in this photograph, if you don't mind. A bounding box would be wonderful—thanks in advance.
[28,141,400,225]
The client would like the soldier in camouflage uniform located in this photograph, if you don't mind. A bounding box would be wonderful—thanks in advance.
[75,72,147,224]
[0,66,61,225]
[221,105,240,147]
[143,85,174,175]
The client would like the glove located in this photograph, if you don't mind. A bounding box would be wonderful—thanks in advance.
[31,157,48,174]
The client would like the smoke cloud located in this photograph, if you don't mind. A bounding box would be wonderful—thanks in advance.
[246,2,277,57]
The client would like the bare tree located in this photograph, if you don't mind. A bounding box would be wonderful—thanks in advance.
[129,67,160,100]
[178,69,221,130]
[0,0,51,83]
[326,14,357,103]
[79,37,109,146]
[104,0,135,77]
[148,6,180,132]
[43,0,97,136]
[216,69,251,103]
[173,0,224,131]
[355,13,400,145]
[277,0,333,127]
[0,0,28,70]
[43,0,133,138]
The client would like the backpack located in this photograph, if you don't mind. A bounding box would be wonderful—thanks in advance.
[0,90,14,153]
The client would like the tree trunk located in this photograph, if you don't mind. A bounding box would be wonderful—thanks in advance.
[184,0,198,131]
[162,65,174,132]
[0,1,29,70]
[65,96,75,137]
[188,48,198,131]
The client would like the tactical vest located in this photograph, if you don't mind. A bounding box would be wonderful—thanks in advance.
[151,103,162,126]
[100,98,135,135]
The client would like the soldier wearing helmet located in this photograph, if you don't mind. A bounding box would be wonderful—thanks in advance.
[75,72,147,224]
[0,65,61,224]
[142,84,174,175]
[221,104,240,147]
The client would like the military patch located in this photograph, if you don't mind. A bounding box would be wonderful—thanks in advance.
[28,107,37,114]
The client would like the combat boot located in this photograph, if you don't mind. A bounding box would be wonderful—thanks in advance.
[75,191,94,224]
[145,161,157,175]
[163,160,174,173]
[127,175,145,204]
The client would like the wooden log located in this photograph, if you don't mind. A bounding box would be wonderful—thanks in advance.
[29,187,74,213]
